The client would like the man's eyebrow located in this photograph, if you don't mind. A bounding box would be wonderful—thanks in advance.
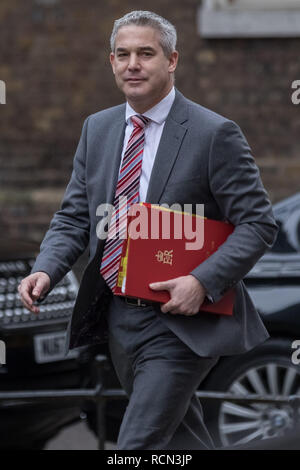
[138,46,155,52]
[115,46,156,53]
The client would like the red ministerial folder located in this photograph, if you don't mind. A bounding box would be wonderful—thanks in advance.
[114,203,236,315]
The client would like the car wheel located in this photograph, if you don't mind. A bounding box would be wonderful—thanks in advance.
[202,338,300,448]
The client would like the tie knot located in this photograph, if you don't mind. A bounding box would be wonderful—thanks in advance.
[131,114,150,129]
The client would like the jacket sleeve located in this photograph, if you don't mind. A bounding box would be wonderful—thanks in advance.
[30,117,91,293]
[190,120,278,302]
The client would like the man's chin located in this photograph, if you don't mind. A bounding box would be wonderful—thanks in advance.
[123,82,148,96]
[125,89,149,103]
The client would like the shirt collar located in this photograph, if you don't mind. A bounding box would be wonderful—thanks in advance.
[125,86,175,125]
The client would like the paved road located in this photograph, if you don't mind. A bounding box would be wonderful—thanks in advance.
[44,420,117,450]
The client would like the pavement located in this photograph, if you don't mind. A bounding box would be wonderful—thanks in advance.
[44,420,117,450]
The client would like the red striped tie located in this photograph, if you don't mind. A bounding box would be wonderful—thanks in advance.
[100,114,150,291]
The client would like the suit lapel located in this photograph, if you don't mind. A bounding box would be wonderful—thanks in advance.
[93,109,126,259]
[103,109,126,205]
[145,89,189,203]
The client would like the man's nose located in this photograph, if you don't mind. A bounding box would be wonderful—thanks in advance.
[128,53,140,70]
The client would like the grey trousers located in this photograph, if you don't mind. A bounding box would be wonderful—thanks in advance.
[105,295,219,450]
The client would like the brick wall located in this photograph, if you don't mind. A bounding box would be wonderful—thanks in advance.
[0,0,299,242]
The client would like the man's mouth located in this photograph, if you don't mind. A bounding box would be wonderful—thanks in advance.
[125,78,146,82]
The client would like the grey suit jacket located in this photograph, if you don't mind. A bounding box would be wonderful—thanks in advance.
[31,89,278,357]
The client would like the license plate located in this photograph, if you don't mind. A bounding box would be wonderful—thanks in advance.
[33,331,79,364]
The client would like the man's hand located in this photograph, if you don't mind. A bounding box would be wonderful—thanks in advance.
[18,272,51,314]
[149,275,207,315]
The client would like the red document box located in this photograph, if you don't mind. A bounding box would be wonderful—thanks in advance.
[114,203,235,315]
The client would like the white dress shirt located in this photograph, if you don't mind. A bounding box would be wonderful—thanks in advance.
[120,86,175,202]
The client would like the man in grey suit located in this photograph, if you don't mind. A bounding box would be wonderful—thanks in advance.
[18,11,278,449]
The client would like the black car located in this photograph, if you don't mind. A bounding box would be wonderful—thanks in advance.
[1,193,300,449]
[201,192,300,447]
[0,240,110,449]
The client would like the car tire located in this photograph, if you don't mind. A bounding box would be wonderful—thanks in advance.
[201,337,300,448]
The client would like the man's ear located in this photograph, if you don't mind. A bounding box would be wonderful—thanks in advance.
[110,52,116,74]
[168,50,179,74]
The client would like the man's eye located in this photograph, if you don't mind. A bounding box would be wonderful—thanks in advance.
[118,53,128,57]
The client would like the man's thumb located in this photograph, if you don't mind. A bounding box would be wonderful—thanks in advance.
[149,281,170,291]
[33,279,44,297]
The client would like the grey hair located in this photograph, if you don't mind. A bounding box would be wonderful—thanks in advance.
[110,11,177,57]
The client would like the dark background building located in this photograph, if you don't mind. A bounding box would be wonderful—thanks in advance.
[0,0,300,242]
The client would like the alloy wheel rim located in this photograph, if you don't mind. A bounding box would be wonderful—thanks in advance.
[218,362,300,447]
